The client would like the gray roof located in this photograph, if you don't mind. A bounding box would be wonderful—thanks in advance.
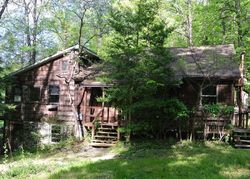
[9,44,240,81]
[10,45,99,76]
[169,44,240,79]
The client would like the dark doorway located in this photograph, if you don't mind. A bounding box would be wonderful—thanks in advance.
[89,87,103,107]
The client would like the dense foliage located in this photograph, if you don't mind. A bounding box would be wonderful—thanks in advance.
[0,0,249,139]
[100,0,189,138]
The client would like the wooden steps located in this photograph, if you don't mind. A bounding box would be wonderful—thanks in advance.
[233,128,250,148]
[89,124,119,147]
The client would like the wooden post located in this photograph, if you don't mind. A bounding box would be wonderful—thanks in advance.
[102,108,104,123]
[107,107,110,123]
[246,112,249,129]
[238,86,243,128]
[238,52,245,128]
[91,125,95,140]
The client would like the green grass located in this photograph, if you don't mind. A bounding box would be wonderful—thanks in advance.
[50,141,250,179]
[0,121,3,128]
[1,141,250,179]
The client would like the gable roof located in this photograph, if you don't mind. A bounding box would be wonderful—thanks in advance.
[169,44,240,79]
[9,44,240,81]
[10,45,99,76]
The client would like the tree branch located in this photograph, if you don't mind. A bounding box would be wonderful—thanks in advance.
[0,0,9,20]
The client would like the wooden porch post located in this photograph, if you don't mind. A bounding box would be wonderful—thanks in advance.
[246,112,249,129]
[238,86,243,127]
[238,52,245,128]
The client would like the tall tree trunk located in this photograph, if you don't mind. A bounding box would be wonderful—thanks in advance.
[187,0,193,46]
[24,0,38,64]
[220,8,227,44]
[31,0,38,64]
[0,0,9,20]
[24,0,32,63]
[235,0,243,47]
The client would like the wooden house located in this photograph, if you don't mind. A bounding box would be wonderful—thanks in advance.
[170,44,248,140]
[3,46,119,148]
[1,44,248,149]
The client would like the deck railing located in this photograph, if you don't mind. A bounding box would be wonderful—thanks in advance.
[237,112,249,129]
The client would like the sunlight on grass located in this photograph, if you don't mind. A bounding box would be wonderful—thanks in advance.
[221,166,250,179]
[1,141,250,179]
[50,141,250,179]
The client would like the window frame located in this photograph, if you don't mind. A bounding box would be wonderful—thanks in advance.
[29,86,41,102]
[48,85,60,104]
[50,124,69,143]
[13,86,22,103]
[51,124,61,143]
[61,60,69,73]
[201,85,218,105]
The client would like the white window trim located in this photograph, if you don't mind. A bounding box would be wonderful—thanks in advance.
[48,85,60,104]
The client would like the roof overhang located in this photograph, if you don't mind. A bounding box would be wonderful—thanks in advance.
[9,45,100,77]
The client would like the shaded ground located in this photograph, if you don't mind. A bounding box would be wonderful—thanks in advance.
[50,141,250,179]
[0,143,114,179]
[1,141,250,179]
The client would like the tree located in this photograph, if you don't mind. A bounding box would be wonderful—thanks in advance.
[49,0,112,140]
[47,0,111,51]
[0,0,9,20]
[101,0,188,139]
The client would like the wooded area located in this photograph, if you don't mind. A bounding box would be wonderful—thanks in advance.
[0,0,250,148]
[0,1,250,178]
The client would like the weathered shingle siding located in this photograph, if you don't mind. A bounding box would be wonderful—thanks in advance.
[10,53,76,123]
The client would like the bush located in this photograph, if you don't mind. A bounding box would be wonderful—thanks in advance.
[120,98,189,139]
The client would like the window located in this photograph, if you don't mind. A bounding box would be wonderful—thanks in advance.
[51,125,61,142]
[51,125,69,143]
[13,87,21,103]
[201,85,217,105]
[49,85,60,103]
[61,60,69,72]
[29,86,40,102]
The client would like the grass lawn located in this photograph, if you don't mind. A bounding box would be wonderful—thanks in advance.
[0,141,250,179]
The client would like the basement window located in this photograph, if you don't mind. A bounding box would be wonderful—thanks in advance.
[51,125,61,143]
[49,85,60,103]
[201,85,217,105]
[51,125,69,143]
[29,86,41,102]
